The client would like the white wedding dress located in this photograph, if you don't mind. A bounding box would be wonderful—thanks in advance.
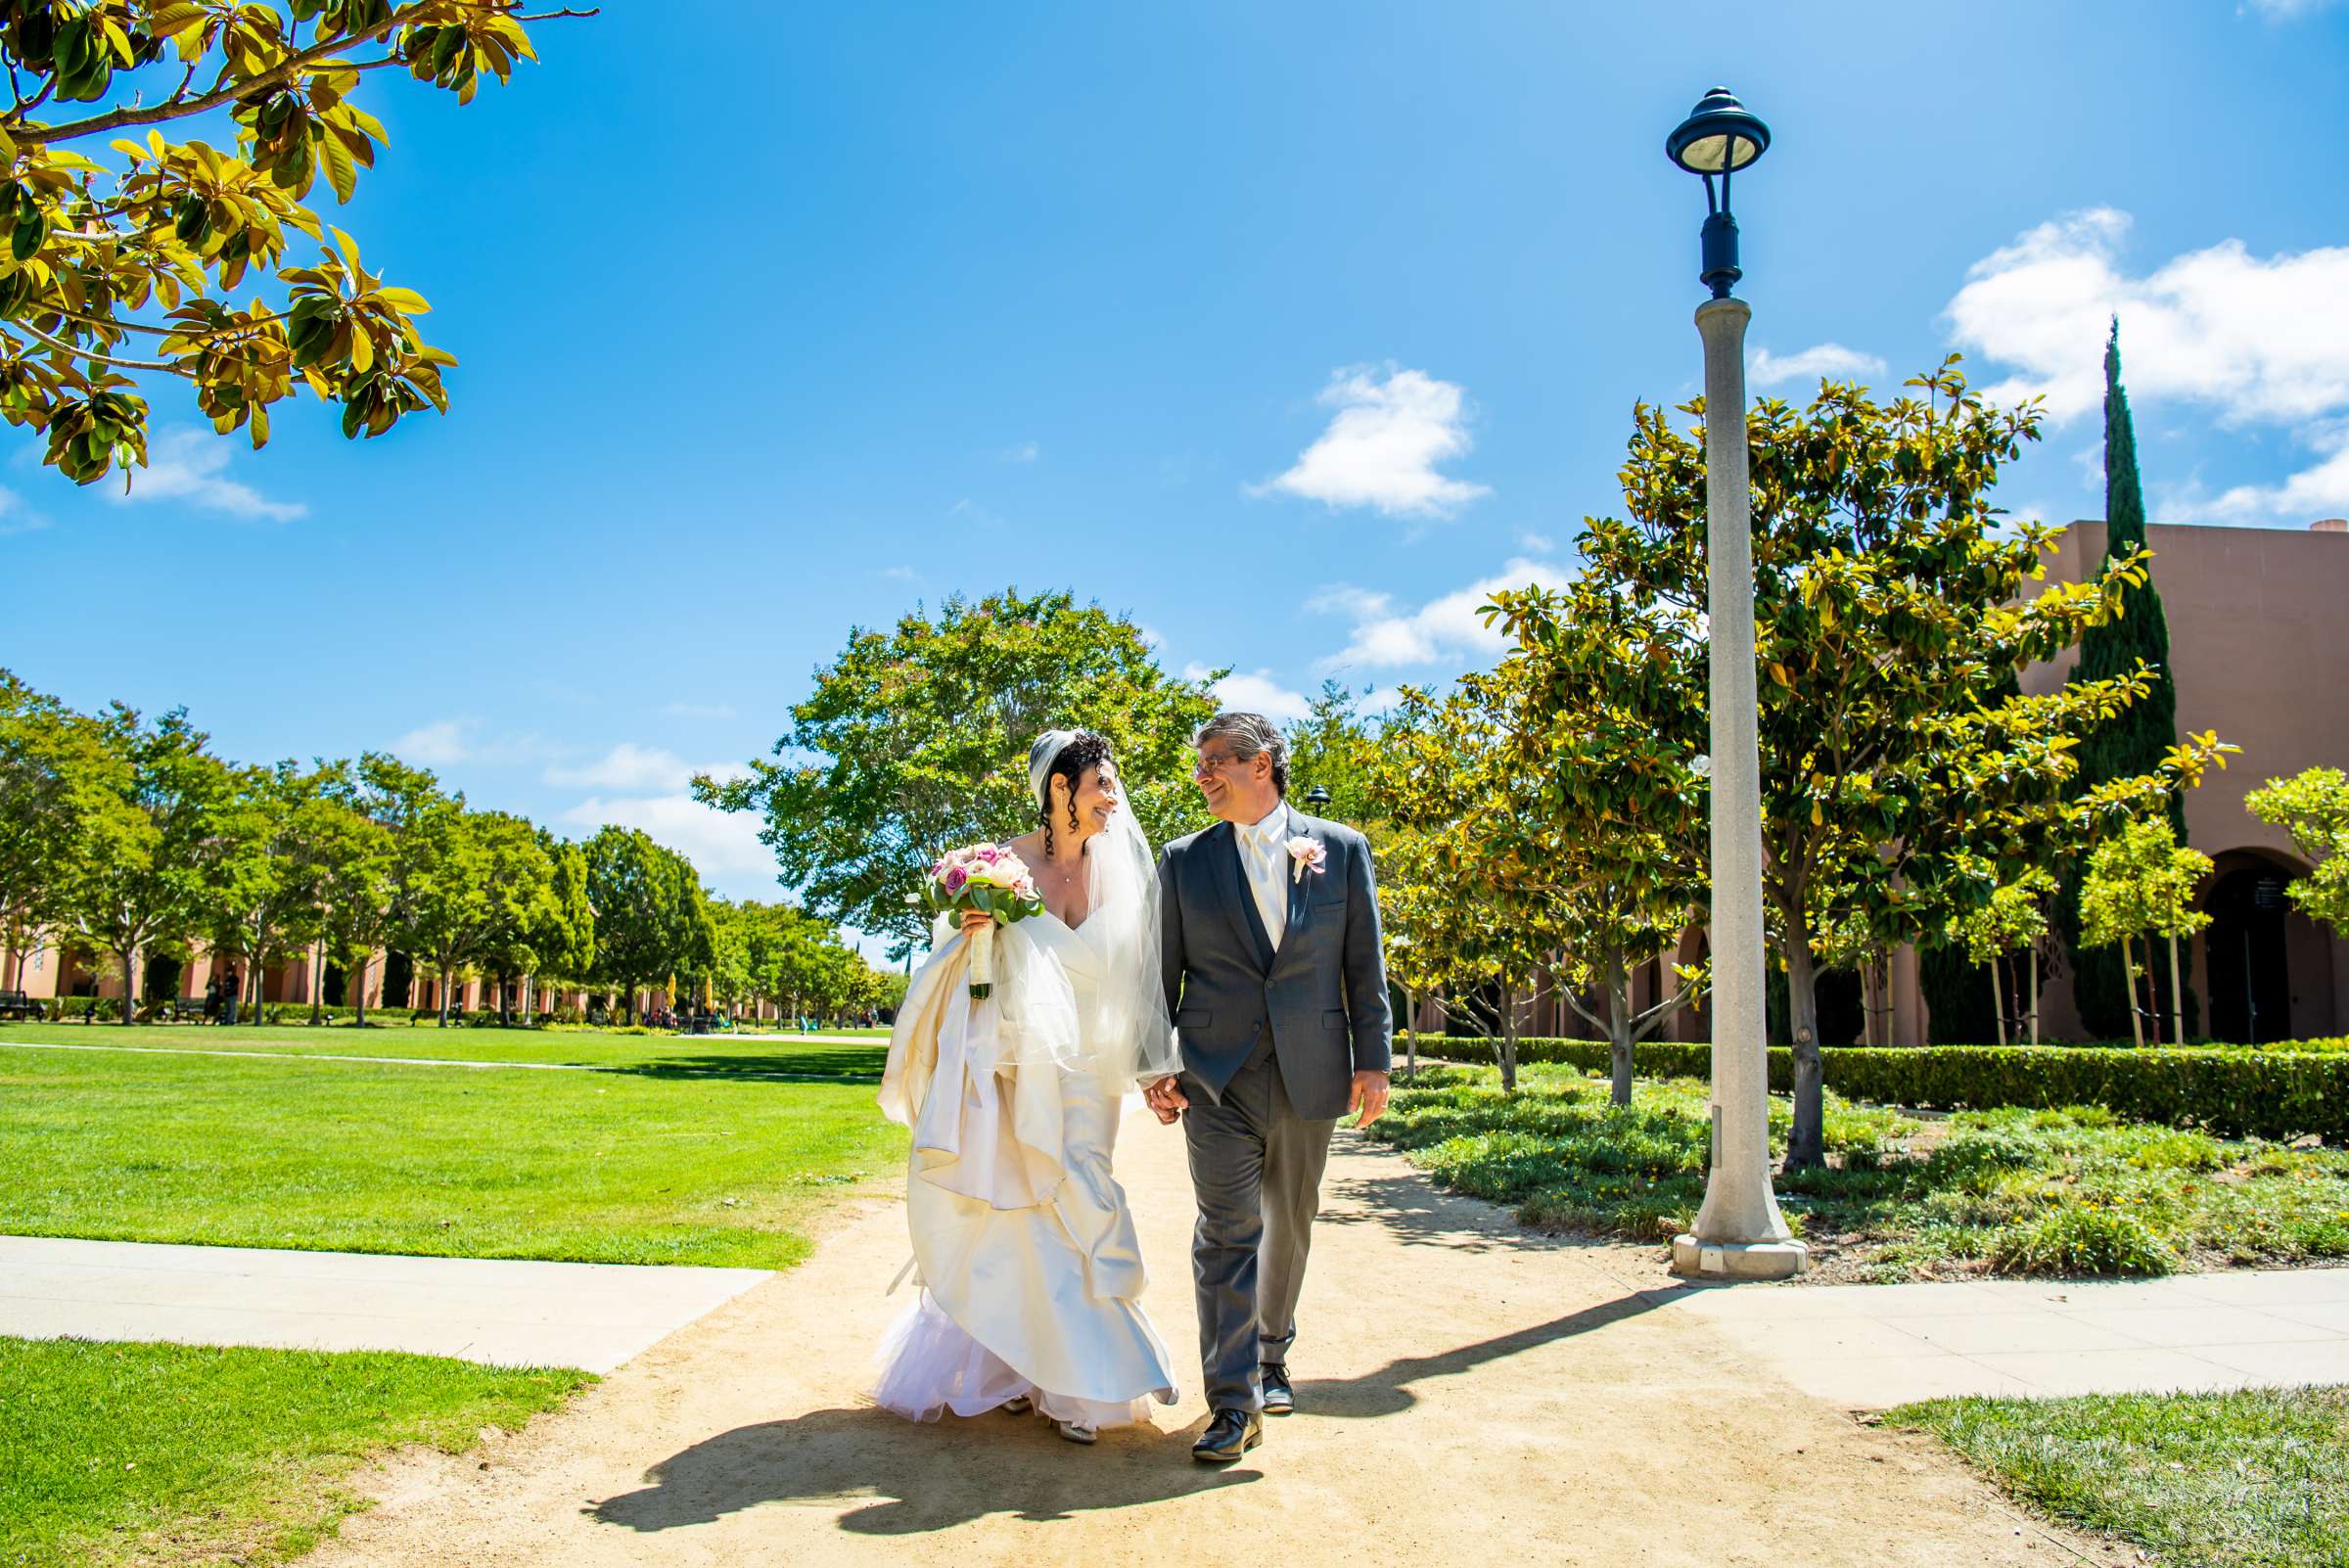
[872,761,1183,1430]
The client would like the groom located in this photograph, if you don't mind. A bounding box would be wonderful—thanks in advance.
[1147,712,1392,1464]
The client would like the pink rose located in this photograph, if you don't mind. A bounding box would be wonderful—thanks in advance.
[942,865,969,895]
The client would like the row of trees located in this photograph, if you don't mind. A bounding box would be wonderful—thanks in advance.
[0,671,889,1027]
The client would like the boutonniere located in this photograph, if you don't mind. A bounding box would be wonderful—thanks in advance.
[1286,834,1328,883]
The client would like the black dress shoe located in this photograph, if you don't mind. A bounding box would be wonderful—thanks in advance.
[1190,1407,1264,1463]
[1260,1362,1295,1415]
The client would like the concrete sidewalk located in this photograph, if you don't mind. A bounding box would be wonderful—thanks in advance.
[0,1234,770,1372]
[1650,1265,2349,1407]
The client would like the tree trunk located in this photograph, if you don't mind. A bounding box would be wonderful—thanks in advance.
[1405,987,1417,1076]
[116,942,137,1025]
[438,962,451,1027]
[1497,982,1519,1093]
[1781,924,1825,1170]
[1989,956,2006,1047]
[1606,956,1635,1108]
[2166,933,2185,1046]
[2121,936,2144,1048]
[2028,945,2041,1046]
[352,951,369,1029]
[310,943,326,1027]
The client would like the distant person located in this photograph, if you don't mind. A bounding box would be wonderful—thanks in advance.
[202,974,220,1024]
[220,967,240,1026]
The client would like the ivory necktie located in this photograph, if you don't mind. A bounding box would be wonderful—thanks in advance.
[1248,830,1286,950]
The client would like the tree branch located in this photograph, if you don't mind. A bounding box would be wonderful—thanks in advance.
[18,3,594,146]
[8,319,183,374]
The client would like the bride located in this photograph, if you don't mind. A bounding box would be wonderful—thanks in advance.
[872,729,1182,1444]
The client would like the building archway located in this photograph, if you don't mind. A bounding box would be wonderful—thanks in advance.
[2199,849,2336,1043]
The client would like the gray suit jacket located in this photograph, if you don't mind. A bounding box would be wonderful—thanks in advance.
[1159,806,1392,1121]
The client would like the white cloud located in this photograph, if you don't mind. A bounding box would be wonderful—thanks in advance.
[1002,440,1040,463]
[392,719,473,766]
[2244,0,2341,18]
[559,792,775,889]
[2197,421,2349,526]
[883,565,916,580]
[663,701,738,721]
[1182,663,1310,723]
[1946,208,2349,426]
[1750,343,1887,389]
[1253,365,1492,519]
[1313,554,1573,671]
[111,428,305,522]
[0,485,48,536]
[1947,208,2349,527]
[545,743,749,793]
[387,719,557,770]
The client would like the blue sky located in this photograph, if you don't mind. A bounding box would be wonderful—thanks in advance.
[7,1,2347,938]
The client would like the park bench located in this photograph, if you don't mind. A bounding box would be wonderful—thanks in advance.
[161,996,207,1023]
[0,990,43,1021]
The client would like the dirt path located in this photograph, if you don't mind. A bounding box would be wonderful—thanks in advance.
[299,1111,2094,1568]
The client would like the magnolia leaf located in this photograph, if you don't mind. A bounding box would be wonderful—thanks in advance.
[319,130,356,205]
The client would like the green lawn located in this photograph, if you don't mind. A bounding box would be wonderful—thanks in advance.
[1891,1388,2349,1568]
[0,1037,906,1268]
[1371,1065,2349,1280]
[0,1021,888,1077]
[0,1335,589,1568]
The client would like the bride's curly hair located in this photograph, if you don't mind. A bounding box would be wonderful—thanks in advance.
[1038,731,1115,857]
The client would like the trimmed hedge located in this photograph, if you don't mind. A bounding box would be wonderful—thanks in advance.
[1403,1034,2348,1143]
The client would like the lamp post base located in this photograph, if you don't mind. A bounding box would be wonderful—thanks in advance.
[1671,1233,1810,1280]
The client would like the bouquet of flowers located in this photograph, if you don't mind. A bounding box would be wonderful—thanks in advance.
[915,844,1044,998]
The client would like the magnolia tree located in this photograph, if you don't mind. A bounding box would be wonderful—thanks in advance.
[1584,358,2233,1167]
[2081,817,2212,1047]
[0,1,585,488]
[1944,865,2055,1046]
[700,589,1218,961]
[1480,577,1712,1104]
[1362,682,1566,1091]
[2246,767,2349,935]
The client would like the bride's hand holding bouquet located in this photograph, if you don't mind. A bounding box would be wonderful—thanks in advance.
[917,845,1044,999]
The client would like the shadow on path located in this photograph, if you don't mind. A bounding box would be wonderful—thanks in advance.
[1298,1292,1671,1419]
[589,1405,1255,1535]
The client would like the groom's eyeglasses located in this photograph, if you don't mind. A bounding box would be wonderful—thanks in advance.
[1194,750,1241,779]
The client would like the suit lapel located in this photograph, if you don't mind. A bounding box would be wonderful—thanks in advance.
[1206,822,1275,972]
[1281,807,1313,941]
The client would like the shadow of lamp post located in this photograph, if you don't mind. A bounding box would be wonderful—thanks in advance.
[1664,86,1808,1281]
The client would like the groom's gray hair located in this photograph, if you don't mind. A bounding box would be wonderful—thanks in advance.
[1196,712,1288,796]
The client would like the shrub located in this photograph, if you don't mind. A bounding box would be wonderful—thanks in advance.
[1990,1207,2179,1276]
[1403,1035,2349,1142]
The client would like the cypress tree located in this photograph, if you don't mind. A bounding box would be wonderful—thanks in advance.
[2061,318,2192,1038]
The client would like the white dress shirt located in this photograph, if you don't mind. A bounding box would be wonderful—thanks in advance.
[1236,802,1291,950]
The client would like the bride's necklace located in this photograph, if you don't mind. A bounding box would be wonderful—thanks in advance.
[1034,843,1090,927]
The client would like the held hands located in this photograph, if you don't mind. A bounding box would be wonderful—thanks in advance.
[959,910,993,939]
[1349,1069,1391,1129]
[1142,1075,1187,1125]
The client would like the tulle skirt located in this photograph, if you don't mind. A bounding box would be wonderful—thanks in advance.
[872,1289,1171,1429]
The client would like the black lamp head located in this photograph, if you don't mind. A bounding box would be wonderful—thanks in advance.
[1666,87,1772,300]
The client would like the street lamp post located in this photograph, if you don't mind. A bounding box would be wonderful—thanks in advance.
[1665,86,1807,1281]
